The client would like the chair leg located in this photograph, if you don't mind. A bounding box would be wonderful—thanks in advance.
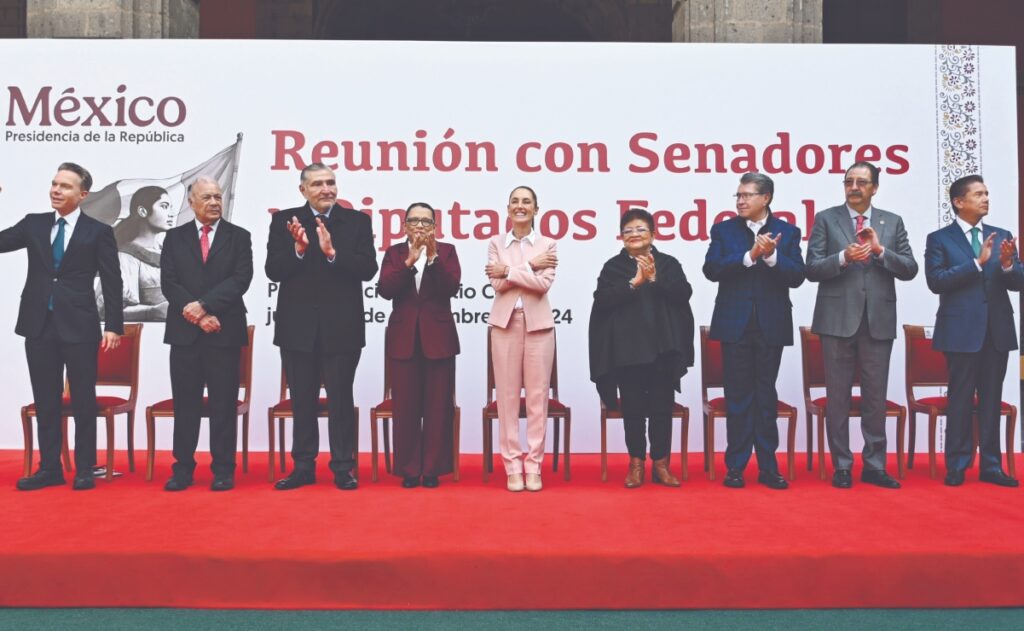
[970,413,979,469]
[127,411,135,473]
[1006,407,1017,479]
[552,416,560,473]
[242,413,250,474]
[680,412,689,482]
[805,412,813,472]
[267,413,276,483]
[145,409,155,482]
[817,413,827,481]
[382,418,392,474]
[707,417,717,481]
[907,412,917,469]
[482,416,490,483]
[896,410,906,480]
[703,414,710,473]
[563,412,571,482]
[21,411,32,478]
[278,418,286,472]
[928,413,938,479]
[453,407,461,482]
[787,413,796,482]
[600,415,608,483]
[105,413,115,482]
[370,413,379,483]
[61,416,72,472]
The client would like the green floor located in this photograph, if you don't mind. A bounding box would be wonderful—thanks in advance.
[1,609,1023,630]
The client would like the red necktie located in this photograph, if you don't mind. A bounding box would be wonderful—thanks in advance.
[201,225,212,262]
[855,214,865,234]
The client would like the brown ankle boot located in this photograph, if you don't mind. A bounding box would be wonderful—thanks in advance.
[624,457,645,488]
[652,457,681,487]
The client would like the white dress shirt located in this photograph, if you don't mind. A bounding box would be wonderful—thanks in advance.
[50,207,80,251]
[195,218,219,247]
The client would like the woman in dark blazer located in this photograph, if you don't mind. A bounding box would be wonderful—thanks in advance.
[589,208,694,488]
[377,202,461,488]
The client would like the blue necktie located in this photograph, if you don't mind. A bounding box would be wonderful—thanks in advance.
[970,227,982,257]
[49,217,66,310]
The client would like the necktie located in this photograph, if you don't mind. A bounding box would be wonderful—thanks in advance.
[52,217,66,269]
[971,227,982,257]
[200,225,212,262]
[855,214,865,235]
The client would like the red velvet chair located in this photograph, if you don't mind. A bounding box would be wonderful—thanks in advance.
[481,329,570,482]
[21,323,143,481]
[369,326,461,482]
[700,326,797,481]
[144,325,255,481]
[800,326,906,480]
[903,324,1017,479]
[266,366,359,482]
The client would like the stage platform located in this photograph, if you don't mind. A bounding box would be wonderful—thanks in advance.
[1,449,1022,610]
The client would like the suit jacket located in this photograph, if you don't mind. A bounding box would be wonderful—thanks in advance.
[806,205,918,340]
[925,221,1024,353]
[0,211,123,342]
[161,220,253,348]
[265,203,378,354]
[702,213,805,347]
[487,233,556,332]
[377,240,461,360]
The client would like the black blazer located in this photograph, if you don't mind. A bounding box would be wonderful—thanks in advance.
[265,203,378,354]
[0,211,123,342]
[161,219,253,347]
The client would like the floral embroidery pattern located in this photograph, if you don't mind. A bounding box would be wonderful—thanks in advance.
[936,45,981,226]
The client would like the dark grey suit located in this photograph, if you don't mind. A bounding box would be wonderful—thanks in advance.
[806,204,918,471]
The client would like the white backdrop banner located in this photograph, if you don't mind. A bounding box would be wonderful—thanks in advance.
[0,41,1018,459]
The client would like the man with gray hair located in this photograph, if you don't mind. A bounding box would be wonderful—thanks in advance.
[266,163,378,490]
[704,172,805,489]
[806,162,918,489]
[159,176,253,491]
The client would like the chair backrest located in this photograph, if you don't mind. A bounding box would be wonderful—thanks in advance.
[382,325,392,401]
[799,326,863,398]
[903,325,949,402]
[485,327,559,403]
[96,323,142,405]
[238,325,255,405]
[699,326,724,405]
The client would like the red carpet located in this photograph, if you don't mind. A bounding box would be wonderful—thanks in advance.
[1,449,1023,609]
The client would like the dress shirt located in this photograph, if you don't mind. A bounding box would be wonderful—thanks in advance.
[50,207,80,250]
[195,218,219,247]
[839,205,885,266]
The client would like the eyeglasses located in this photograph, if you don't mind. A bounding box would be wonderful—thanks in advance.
[843,178,873,188]
[733,192,765,201]
[405,218,435,226]
[621,227,650,236]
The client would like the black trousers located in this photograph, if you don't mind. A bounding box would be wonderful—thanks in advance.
[169,343,242,478]
[721,318,783,473]
[618,363,674,461]
[944,329,1008,474]
[25,313,99,474]
[281,346,361,475]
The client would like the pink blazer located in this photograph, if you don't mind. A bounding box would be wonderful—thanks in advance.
[487,233,556,332]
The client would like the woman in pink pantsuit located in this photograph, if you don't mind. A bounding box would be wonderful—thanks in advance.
[485,186,558,492]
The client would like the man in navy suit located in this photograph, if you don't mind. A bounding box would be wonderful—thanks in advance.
[0,163,123,491]
[925,174,1023,487]
[160,177,253,492]
[704,172,805,489]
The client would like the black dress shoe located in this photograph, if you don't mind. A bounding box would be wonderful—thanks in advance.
[164,476,193,492]
[944,470,965,487]
[274,471,315,490]
[72,475,96,491]
[723,469,745,488]
[979,470,1020,487]
[861,469,901,489]
[401,476,421,488]
[335,470,358,491]
[16,470,65,491]
[422,476,440,488]
[757,470,789,490]
[210,476,235,491]
[832,469,853,489]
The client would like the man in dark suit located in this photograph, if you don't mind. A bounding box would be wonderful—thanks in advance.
[704,172,805,490]
[925,174,1023,487]
[160,177,253,491]
[0,163,123,491]
[377,203,461,488]
[266,163,378,490]
[806,162,918,489]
